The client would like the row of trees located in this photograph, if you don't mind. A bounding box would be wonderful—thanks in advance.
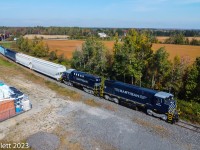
[71,30,200,103]
[1,26,200,41]
[163,33,200,45]
[16,37,69,65]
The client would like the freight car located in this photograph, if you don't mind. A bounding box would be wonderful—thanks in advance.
[31,57,66,80]
[4,48,17,61]
[16,53,66,80]
[0,45,67,81]
[0,46,5,55]
[104,80,178,123]
[61,69,101,95]
[16,53,34,68]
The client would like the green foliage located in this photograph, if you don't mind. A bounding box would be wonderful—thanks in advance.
[177,99,200,124]
[71,37,109,76]
[164,33,187,44]
[113,30,153,85]
[16,37,49,57]
[49,51,57,61]
[164,33,200,45]
[31,41,49,57]
[183,57,200,103]
[190,38,200,45]
[147,47,171,90]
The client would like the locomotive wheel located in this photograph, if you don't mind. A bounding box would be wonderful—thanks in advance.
[104,95,110,100]
[161,115,167,121]
[147,109,153,116]
[113,98,119,104]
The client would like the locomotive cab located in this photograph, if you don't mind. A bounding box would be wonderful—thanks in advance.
[149,92,179,123]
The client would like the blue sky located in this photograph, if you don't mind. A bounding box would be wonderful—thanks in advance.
[0,0,200,29]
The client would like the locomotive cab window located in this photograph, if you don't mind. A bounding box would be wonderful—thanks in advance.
[155,97,162,105]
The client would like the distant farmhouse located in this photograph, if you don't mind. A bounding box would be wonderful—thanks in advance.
[98,33,108,38]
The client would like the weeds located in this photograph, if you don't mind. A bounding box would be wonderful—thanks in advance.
[83,99,102,107]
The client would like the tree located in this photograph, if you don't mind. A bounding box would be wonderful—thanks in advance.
[71,37,108,76]
[184,57,200,103]
[49,51,57,61]
[32,41,49,57]
[167,56,188,95]
[112,30,153,85]
[71,50,83,69]
[148,47,171,90]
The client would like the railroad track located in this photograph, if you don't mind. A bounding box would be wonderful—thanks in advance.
[1,55,200,134]
[176,120,200,133]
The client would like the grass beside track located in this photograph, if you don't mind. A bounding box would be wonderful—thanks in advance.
[0,41,15,49]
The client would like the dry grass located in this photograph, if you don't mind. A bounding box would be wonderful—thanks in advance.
[45,40,84,59]
[44,40,114,59]
[53,125,83,150]
[156,36,200,43]
[24,34,69,39]
[152,44,200,62]
[133,118,170,138]
[83,99,102,107]
[103,104,117,112]
[45,40,200,62]
[44,81,82,101]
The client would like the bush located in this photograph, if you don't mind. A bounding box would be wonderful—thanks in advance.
[177,99,200,124]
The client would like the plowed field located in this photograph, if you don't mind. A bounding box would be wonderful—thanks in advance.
[45,40,200,62]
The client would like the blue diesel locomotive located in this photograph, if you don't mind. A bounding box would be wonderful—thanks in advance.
[61,70,179,123]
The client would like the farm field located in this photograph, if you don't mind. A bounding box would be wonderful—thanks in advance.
[156,36,200,43]
[45,40,115,59]
[152,44,200,62]
[45,40,200,62]
[24,34,69,39]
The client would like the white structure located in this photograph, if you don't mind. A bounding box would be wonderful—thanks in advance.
[98,33,108,38]
[0,82,24,101]
[21,98,31,111]
[0,83,13,100]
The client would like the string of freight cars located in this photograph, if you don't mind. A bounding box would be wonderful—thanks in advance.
[0,45,179,124]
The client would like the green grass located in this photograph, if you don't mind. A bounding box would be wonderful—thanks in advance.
[0,41,15,49]
[0,58,15,67]
[177,99,200,124]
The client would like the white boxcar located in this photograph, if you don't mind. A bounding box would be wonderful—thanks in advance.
[31,58,66,80]
[16,53,34,68]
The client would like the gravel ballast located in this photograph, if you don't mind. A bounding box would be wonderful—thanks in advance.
[0,71,199,150]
